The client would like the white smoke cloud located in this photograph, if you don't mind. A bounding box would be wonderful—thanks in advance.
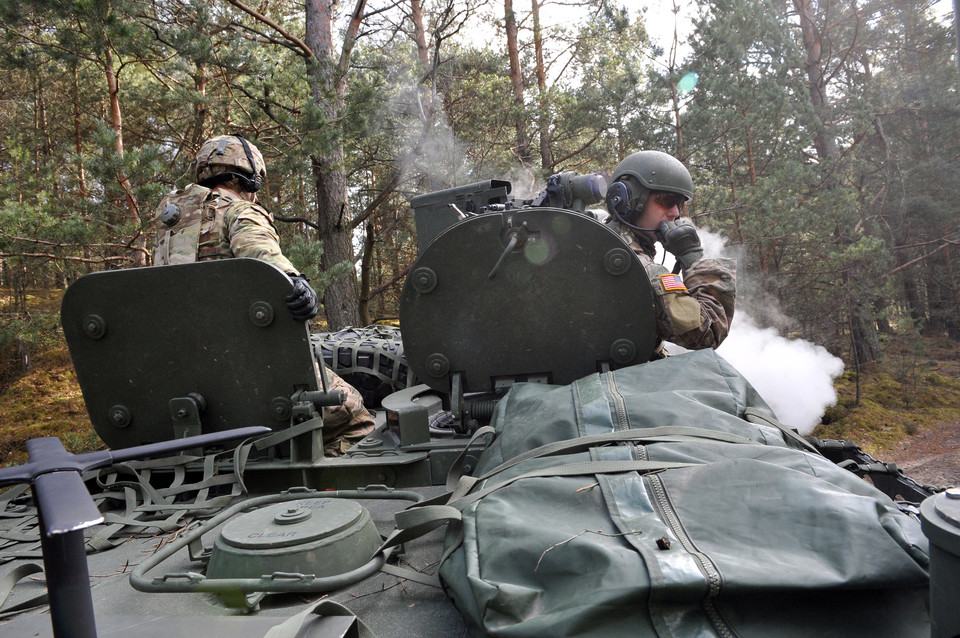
[665,228,845,434]
[715,313,844,434]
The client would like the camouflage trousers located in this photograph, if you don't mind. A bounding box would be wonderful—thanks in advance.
[322,370,376,456]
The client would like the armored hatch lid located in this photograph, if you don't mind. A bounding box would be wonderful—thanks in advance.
[206,498,383,580]
[60,259,319,449]
[399,207,658,394]
[218,498,369,550]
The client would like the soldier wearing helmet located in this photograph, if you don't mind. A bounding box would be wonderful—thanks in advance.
[153,135,320,321]
[605,150,736,355]
[152,134,375,455]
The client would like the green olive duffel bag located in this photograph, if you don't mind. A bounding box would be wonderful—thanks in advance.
[395,351,930,637]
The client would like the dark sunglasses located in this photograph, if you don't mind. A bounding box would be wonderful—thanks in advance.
[651,192,686,211]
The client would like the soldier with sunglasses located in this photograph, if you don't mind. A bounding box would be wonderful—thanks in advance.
[605,151,736,357]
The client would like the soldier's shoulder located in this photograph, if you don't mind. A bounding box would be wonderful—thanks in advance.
[155,183,213,213]
[219,195,272,222]
[687,257,736,278]
[163,183,212,199]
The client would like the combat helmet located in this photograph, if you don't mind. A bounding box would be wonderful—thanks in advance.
[606,151,693,224]
[194,134,267,193]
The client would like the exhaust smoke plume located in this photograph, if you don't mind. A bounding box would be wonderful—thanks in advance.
[664,229,845,434]
[716,312,844,434]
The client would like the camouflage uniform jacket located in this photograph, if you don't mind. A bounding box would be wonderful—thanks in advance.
[608,220,736,353]
[153,184,298,275]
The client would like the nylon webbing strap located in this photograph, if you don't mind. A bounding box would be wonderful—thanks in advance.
[445,425,496,491]
[382,504,463,552]
[474,426,758,485]
[264,599,378,638]
[384,459,697,554]
[452,459,697,511]
[253,416,324,450]
[0,485,39,555]
[0,484,30,515]
[743,408,821,454]
[379,562,442,588]
[434,427,752,514]
[85,451,245,554]
[0,447,249,559]
[0,562,45,618]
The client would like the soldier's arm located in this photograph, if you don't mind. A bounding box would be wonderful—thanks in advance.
[227,204,299,275]
[663,257,736,349]
[641,256,736,350]
[611,221,736,350]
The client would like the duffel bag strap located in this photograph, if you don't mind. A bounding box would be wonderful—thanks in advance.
[386,459,696,552]
[473,426,755,485]
[445,425,497,491]
[451,459,698,511]
[743,408,820,454]
[264,599,377,638]
[380,504,463,553]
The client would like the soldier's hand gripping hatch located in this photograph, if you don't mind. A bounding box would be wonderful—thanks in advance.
[286,275,320,321]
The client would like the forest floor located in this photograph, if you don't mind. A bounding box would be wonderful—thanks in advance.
[1,289,960,489]
[887,419,960,488]
[813,334,960,488]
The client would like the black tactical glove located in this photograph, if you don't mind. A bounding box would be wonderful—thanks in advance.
[657,218,704,271]
[285,275,319,322]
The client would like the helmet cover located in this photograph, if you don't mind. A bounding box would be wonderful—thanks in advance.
[194,135,267,185]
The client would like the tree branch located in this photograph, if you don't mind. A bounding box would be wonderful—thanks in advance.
[274,215,320,231]
[882,240,960,280]
[225,0,314,58]
[365,262,414,299]
[0,252,133,264]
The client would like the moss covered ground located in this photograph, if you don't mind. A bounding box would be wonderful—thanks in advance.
[812,335,960,457]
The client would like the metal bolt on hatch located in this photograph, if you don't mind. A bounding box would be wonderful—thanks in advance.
[83,315,106,339]
[248,301,274,327]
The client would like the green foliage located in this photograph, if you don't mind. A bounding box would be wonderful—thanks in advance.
[282,230,354,300]
[0,312,63,389]
[0,312,61,353]
[0,0,955,356]
[284,235,325,287]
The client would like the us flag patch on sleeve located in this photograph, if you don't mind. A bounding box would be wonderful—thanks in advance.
[660,273,687,292]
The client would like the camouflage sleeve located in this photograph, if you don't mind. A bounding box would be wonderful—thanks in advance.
[322,370,376,456]
[224,202,299,275]
[678,257,736,348]
[641,255,736,350]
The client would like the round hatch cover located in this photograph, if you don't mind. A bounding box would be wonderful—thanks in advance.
[220,498,366,550]
[206,497,383,581]
[400,208,657,394]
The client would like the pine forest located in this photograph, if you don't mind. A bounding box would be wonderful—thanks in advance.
[0,0,957,372]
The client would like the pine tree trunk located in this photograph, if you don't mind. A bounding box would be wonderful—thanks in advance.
[104,48,147,267]
[504,0,531,166]
[794,0,881,364]
[305,0,363,329]
[531,0,551,171]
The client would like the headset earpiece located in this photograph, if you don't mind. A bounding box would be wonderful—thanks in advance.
[236,173,261,193]
[606,178,660,233]
[605,181,635,223]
